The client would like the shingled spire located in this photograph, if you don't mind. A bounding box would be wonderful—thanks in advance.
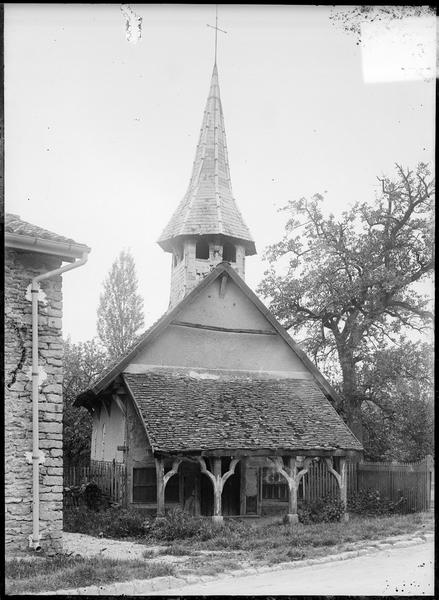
[158,63,256,307]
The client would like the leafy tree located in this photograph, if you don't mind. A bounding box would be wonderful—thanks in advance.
[329,6,434,46]
[97,249,145,360]
[63,337,108,466]
[359,341,433,461]
[258,163,434,441]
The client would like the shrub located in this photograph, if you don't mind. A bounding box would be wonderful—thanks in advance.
[82,483,102,511]
[64,505,145,538]
[348,488,406,516]
[146,507,212,541]
[144,507,248,543]
[298,495,346,524]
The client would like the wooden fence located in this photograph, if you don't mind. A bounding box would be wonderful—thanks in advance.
[64,460,127,506]
[303,459,358,501]
[302,455,434,513]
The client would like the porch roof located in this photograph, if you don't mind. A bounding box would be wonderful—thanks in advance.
[123,368,363,455]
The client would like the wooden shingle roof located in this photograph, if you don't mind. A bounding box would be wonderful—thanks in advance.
[157,64,256,255]
[123,368,363,454]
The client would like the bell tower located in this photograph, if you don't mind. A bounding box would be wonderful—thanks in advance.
[157,63,256,307]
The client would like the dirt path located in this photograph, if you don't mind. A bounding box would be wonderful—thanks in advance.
[62,532,162,561]
[148,541,435,596]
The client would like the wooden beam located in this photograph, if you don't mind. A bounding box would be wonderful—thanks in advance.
[171,320,277,335]
[112,394,126,417]
[101,398,111,419]
[195,448,362,458]
[219,274,228,298]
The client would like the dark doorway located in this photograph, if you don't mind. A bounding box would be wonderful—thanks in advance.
[182,459,241,517]
[200,471,214,516]
[222,459,241,515]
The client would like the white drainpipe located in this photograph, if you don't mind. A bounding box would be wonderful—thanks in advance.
[29,252,88,551]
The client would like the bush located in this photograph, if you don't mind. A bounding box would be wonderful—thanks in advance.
[143,507,248,542]
[298,495,346,524]
[64,505,145,538]
[145,507,213,541]
[348,488,406,516]
[63,482,109,512]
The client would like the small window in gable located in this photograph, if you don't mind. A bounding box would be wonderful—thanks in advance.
[196,239,209,259]
[222,241,236,263]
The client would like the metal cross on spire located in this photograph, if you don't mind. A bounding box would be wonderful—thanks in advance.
[206,5,227,65]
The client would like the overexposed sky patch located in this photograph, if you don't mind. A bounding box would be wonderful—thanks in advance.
[361,15,437,83]
[5,5,435,343]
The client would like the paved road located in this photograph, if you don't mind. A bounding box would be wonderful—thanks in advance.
[149,542,435,596]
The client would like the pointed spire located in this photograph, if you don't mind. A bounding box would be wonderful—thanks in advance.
[158,64,256,256]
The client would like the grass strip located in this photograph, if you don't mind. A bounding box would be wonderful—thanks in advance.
[5,555,174,595]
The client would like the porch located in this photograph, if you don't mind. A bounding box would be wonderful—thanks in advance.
[153,451,356,524]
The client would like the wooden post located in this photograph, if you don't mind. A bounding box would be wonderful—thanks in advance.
[212,457,223,523]
[197,456,240,525]
[155,457,165,516]
[325,456,349,522]
[287,457,298,523]
[339,457,349,522]
[267,456,311,525]
[240,457,248,516]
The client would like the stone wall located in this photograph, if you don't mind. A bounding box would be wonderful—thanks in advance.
[5,249,64,555]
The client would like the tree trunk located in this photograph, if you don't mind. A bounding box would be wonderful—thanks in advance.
[338,347,363,443]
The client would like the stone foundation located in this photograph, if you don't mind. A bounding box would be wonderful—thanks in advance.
[5,249,64,555]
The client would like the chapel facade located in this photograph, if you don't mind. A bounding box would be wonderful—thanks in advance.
[76,61,362,523]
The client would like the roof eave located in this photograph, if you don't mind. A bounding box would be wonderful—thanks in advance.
[5,232,91,262]
[157,234,256,256]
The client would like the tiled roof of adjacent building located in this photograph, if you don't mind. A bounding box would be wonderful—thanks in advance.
[123,369,363,453]
[157,64,256,256]
[5,213,90,260]
[6,214,78,244]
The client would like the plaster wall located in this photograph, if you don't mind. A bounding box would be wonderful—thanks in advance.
[133,277,309,375]
[5,249,64,555]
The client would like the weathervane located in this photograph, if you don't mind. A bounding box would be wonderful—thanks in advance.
[206,5,227,65]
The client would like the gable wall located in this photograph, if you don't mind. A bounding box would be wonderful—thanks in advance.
[130,277,310,376]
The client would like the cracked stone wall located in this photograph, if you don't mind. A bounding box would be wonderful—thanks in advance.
[5,249,64,555]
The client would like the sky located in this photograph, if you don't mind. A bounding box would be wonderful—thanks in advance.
[5,4,436,343]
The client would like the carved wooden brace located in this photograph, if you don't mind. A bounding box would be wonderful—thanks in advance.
[163,458,182,488]
[325,456,348,506]
[266,456,312,490]
[197,456,240,494]
[266,455,312,516]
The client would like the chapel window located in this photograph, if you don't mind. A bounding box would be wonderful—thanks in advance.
[222,241,236,262]
[132,467,156,503]
[195,239,209,259]
[261,467,305,501]
[132,466,180,503]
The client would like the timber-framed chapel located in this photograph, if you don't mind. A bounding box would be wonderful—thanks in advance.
[76,58,362,523]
